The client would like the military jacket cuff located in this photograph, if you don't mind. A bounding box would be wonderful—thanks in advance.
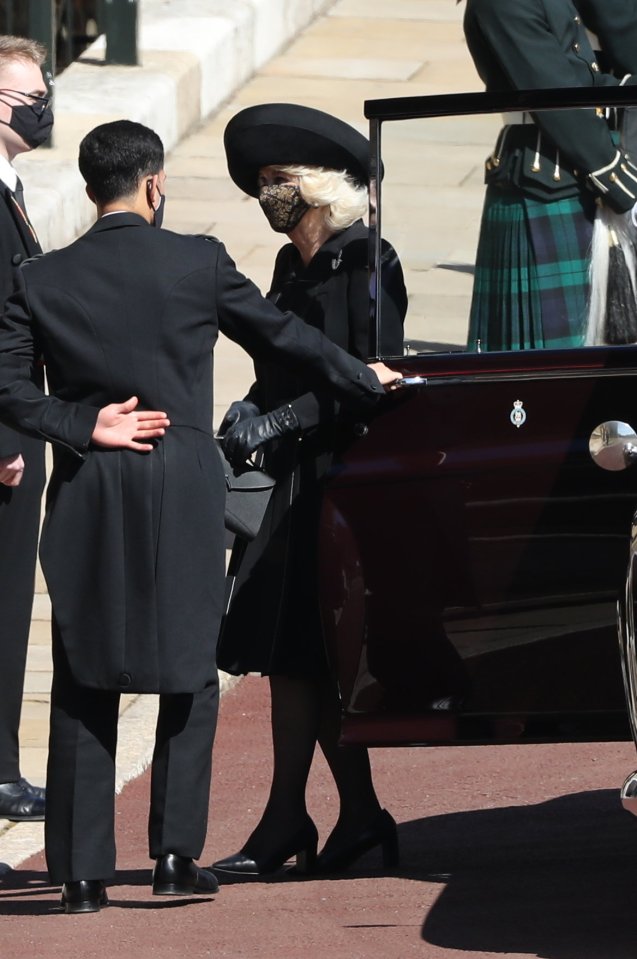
[588,150,637,212]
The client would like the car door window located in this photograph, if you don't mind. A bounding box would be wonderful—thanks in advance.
[369,93,637,357]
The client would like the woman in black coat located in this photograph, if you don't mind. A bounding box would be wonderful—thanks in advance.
[213,104,407,876]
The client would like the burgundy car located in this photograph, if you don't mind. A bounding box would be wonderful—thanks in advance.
[317,86,637,812]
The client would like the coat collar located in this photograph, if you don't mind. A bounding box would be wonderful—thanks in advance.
[286,218,367,282]
[87,211,151,235]
[318,218,367,255]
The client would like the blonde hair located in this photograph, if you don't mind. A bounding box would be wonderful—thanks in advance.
[0,35,47,70]
[275,164,368,231]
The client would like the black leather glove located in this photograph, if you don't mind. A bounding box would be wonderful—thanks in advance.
[222,404,300,467]
[217,399,260,437]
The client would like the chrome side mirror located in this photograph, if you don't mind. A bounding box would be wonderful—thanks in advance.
[621,771,637,817]
[589,421,637,471]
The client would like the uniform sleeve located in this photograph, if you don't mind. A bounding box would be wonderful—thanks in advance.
[576,0,637,75]
[0,268,98,454]
[214,242,384,411]
[469,0,637,205]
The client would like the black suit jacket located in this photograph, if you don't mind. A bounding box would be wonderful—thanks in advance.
[0,213,383,694]
[0,181,41,457]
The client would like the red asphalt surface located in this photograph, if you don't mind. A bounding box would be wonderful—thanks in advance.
[2,675,637,959]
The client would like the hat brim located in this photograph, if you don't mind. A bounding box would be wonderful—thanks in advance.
[223,103,372,197]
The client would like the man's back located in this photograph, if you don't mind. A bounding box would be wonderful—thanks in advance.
[21,214,220,431]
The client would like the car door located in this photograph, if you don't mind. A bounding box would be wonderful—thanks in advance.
[319,88,637,748]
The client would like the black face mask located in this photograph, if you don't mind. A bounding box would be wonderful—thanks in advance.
[152,190,165,229]
[1,101,54,149]
[258,183,310,233]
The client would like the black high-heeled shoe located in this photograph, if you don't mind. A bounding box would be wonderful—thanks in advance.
[212,817,318,876]
[315,809,399,874]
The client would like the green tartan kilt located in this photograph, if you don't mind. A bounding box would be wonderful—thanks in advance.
[467,187,596,351]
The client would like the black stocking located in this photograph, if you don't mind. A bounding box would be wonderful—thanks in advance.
[241,674,320,858]
[316,676,382,851]
[241,674,383,859]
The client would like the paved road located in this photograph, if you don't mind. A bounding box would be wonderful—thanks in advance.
[3,1,637,956]
[2,676,637,959]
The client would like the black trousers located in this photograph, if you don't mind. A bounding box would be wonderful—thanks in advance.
[0,436,45,783]
[45,632,219,884]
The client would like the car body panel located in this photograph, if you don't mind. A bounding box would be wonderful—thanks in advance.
[316,85,637,752]
[320,349,637,746]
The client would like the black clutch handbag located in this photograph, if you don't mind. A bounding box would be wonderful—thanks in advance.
[216,439,276,541]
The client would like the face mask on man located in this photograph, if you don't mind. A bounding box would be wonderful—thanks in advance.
[0,100,54,149]
[146,177,165,229]
[152,190,165,229]
[258,182,310,233]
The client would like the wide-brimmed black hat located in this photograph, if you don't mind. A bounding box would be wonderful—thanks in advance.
[223,103,372,197]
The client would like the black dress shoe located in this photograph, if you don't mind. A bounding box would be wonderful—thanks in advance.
[0,778,45,821]
[60,880,108,914]
[212,817,318,876]
[314,809,399,874]
[152,854,219,896]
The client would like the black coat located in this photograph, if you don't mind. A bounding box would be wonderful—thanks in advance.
[0,177,46,784]
[0,213,384,694]
[217,221,407,677]
[0,182,41,457]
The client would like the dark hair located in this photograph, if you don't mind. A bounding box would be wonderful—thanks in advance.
[79,120,164,204]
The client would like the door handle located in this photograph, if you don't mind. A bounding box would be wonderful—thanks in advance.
[393,375,427,389]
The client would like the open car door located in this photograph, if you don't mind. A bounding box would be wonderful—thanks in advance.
[319,87,637,750]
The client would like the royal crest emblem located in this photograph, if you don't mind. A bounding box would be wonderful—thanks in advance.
[510,399,527,429]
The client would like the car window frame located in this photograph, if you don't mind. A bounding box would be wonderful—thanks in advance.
[365,84,637,360]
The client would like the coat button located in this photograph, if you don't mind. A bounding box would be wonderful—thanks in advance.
[574,14,581,22]
[11,253,23,265]
[118,672,132,687]
[572,42,580,52]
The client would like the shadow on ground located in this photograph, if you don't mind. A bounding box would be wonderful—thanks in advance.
[3,787,636,954]
[403,788,637,959]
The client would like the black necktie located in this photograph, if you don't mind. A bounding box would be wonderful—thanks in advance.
[10,176,37,245]
[13,176,27,216]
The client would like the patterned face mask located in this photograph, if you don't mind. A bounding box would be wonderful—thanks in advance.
[258,182,310,233]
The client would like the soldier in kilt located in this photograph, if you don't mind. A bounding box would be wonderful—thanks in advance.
[463,0,637,351]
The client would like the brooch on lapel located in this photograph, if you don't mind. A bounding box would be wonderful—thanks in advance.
[331,249,343,271]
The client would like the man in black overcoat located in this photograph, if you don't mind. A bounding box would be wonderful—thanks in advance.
[0,36,54,823]
[0,119,396,913]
